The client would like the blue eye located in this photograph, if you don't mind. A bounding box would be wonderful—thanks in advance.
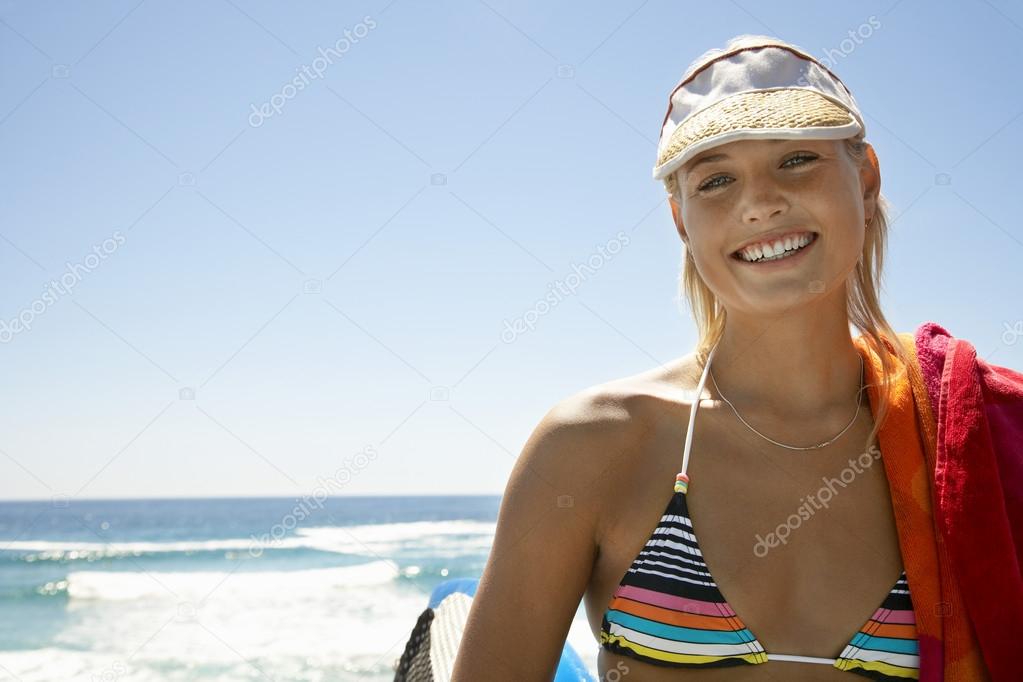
[696,175,729,192]
[782,153,818,167]
[696,153,818,193]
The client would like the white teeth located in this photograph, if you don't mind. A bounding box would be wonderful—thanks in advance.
[737,233,814,263]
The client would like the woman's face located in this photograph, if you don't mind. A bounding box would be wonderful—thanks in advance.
[671,137,879,316]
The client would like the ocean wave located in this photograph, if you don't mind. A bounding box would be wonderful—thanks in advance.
[0,646,401,681]
[0,519,496,563]
[291,520,496,556]
[1,538,263,562]
[64,560,400,601]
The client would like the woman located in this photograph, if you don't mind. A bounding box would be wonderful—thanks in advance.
[449,35,1019,681]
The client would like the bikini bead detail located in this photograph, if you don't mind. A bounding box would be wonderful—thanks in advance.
[674,472,689,494]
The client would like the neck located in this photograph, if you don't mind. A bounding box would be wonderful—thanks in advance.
[708,305,865,425]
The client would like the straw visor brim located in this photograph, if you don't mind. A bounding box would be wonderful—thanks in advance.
[654,88,862,186]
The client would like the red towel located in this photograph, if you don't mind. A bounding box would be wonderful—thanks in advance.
[854,322,1023,681]
[915,322,1023,681]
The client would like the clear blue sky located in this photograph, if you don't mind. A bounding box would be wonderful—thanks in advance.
[1,1,1021,501]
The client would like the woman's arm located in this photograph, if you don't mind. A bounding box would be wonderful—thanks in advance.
[450,395,612,681]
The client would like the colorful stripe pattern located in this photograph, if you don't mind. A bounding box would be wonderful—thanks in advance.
[599,484,920,678]
[834,571,920,678]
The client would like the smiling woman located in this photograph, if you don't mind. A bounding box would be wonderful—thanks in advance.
[669,133,889,359]
[442,33,1018,682]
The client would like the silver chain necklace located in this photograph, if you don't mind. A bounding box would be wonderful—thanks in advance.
[707,349,865,451]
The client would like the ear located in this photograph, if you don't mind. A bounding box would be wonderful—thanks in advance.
[861,143,881,224]
[669,194,689,244]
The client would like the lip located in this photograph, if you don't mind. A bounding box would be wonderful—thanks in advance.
[731,232,819,269]
[731,229,818,257]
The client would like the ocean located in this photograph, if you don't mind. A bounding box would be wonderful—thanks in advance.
[0,496,598,681]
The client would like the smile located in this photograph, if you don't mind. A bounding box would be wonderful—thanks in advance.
[732,232,819,264]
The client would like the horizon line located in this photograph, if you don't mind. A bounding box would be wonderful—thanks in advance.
[0,491,505,505]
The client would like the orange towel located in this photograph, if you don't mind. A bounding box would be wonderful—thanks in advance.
[854,332,988,681]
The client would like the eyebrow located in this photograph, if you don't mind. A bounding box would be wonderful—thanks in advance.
[683,140,793,177]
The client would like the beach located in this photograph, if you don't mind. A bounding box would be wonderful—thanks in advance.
[0,495,597,681]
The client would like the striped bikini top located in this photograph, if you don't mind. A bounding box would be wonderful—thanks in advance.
[599,341,920,679]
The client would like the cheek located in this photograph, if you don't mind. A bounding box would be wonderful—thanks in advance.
[809,167,864,216]
[680,202,724,245]
[685,223,739,287]
[806,198,867,277]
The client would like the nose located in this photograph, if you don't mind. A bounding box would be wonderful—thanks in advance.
[739,174,789,224]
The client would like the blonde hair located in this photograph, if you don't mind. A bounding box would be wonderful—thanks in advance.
[666,134,919,451]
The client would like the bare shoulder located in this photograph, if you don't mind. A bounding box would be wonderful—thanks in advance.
[505,386,636,502]
[451,355,703,679]
[516,352,703,495]
[539,356,695,442]
[564,352,701,421]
